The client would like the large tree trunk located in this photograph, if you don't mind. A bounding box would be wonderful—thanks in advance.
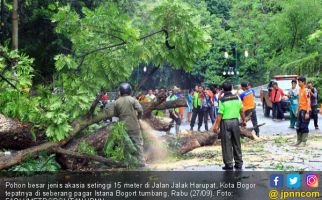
[164,131,219,154]
[12,0,18,50]
[0,97,187,170]
[0,114,45,149]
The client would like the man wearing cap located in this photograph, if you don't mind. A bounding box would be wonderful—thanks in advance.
[239,82,259,136]
[212,82,246,170]
[295,76,311,146]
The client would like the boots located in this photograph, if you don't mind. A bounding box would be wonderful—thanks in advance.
[300,133,308,147]
[294,132,302,146]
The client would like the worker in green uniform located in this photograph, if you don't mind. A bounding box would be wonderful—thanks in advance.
[212,82,246,170]
[190,85,204,131]
[112,82,145,166]
[288,79,299,129]
[166,89,181,134]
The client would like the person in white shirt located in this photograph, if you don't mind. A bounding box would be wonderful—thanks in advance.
[146,89,156,102]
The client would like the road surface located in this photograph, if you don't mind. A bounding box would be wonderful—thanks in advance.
[169,98,322,136]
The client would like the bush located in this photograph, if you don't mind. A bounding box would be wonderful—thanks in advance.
[9,153,60,174]
[103,122,139,168]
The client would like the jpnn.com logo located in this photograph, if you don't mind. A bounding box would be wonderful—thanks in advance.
[270,174,283,188]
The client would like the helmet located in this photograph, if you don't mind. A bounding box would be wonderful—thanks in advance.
[119,82,132,96]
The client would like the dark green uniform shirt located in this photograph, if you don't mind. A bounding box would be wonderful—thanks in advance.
[113,95,143,131]
[218,93,243,119]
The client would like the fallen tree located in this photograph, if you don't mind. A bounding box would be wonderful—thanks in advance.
[0,93,264,170]
[0,96,187,170]
[163,123,263,155]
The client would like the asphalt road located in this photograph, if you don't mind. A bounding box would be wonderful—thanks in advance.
[170,98,322,136]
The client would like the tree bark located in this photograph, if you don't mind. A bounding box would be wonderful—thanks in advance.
[0,114,45,149]
[170,131,219,154]
[12,0,18,50]
[142,98,187,118]
[57,127,111,169]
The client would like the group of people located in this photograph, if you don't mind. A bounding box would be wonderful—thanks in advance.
[212,76,321,170]
[105,77,320,170]
[272,79,319,132]
[136,87,186,134]
[273,78,320,146]
[188,82,259,136]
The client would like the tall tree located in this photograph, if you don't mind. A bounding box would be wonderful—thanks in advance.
[12,0,18,49]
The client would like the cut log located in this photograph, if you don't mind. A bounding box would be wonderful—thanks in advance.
[163,130,218,154]
[165,123,265,154]
[0,108,114,170]
[0,114,45,149]
[143,116,173,131]
[141,98,187,118]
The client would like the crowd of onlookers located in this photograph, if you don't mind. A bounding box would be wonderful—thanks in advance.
[97,80,321,136]
[125,83,259,135]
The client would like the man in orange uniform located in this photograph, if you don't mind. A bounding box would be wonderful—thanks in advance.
[240,82,260,136]
[295,76,311,146]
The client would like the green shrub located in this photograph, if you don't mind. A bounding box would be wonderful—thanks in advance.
[77,141,97,155]
[103,122,139,168]
[9,153,60,174]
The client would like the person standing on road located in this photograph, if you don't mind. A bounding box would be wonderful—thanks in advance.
[307,81,319,129]
[190,85,203,131]
[271,82,285,120]
[213,86,221,120]
[288,80,299,129]
[200,86,215,131]
[113,83,145,166]
[240,82,260,136]
[166,89,181,134]
[212,82,246,170]
[187,89,193,122]
[295,76,311,146]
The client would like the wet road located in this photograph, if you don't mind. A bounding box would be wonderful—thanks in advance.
[170,98,322,136]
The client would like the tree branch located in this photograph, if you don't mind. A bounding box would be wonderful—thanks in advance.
[0,71,18,90]
[52,147,126,168]
[86,95,100,117]
[75,29,173,68]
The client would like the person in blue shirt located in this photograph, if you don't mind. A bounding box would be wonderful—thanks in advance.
[187,89,193,122]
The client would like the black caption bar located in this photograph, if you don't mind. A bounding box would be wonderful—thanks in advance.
[0,171,321,200]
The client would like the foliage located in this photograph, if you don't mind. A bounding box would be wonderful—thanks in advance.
[9,153,60,173]
[77,141,97,155]
[52,0,211,91]
[189,0,322,87]
[103,122,139,168]
[273,162,296,171]
[0,0,321,165]
[273,136,288,147]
